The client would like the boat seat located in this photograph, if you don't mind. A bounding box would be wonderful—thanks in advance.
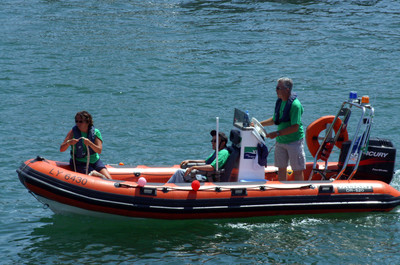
[219,129,241,182]
[220,144,240,182]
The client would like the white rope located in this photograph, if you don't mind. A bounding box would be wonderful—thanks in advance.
[216,117,219,171]
[85,142,90,175]
[72,143,77,172]
[116,182,314,192]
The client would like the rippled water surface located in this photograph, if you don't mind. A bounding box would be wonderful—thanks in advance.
[2,0,400,264]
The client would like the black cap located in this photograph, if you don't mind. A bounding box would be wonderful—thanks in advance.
[210,130,228,142]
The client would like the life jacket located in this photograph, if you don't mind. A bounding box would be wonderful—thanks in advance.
[205,152,215,164]
[274,94,297,125]
[72,125,96,158]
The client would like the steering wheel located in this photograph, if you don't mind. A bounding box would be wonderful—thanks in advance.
[251,117,267,139]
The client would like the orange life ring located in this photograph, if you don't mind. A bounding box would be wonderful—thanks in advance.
[306,115,349,157]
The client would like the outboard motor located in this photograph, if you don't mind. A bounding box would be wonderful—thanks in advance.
[338,138,396,183]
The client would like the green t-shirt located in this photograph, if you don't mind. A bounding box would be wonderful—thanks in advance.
[205,149,230,169]
[273,98,305,144]
[72,128,102,163]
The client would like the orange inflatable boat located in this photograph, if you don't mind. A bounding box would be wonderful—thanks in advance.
[17,93,399,220]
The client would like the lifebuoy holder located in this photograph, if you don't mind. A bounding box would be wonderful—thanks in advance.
[306,115,349,157]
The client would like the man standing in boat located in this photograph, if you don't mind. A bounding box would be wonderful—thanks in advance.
[258,77,306,181]
[167,130,230,183]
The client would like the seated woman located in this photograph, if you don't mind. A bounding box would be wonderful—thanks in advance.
[167,130,230,183]
[60,111,112,179]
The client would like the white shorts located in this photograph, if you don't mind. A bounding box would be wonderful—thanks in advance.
[274,138,306,171]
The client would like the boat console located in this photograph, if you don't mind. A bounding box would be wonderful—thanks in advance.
[232,108,269,182]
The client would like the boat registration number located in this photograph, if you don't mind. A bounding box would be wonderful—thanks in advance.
[49,168,88,186]
[64,174,88,185]
[337,185,373,193]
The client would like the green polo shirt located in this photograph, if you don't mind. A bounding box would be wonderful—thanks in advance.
[205,149,230,169]
[273,98,305,144]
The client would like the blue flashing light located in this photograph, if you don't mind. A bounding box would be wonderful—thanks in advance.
[349,91,357,100]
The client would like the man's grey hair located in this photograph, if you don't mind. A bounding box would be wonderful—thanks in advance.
[277,77,293,90]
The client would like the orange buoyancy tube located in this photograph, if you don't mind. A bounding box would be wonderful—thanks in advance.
[306,115,349,157]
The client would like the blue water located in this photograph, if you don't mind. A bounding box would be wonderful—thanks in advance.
[2,0,400,264]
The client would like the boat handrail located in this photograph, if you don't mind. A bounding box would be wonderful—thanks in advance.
[336,102,374,180]
[309,98,374,180]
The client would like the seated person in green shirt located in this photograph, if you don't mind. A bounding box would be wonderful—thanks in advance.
[167,130,230,183]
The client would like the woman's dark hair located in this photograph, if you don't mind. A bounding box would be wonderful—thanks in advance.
[75,111,94,127]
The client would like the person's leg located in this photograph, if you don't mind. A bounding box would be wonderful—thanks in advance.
[167,169,186,183]
[293,170,304,181]
[274,142,289,181]
[92,159,112,179]
[287,139,306,181]
[278,168,287,181]
[99,168,112,179]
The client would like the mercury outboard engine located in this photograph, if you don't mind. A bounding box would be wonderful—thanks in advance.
[338,138,396,183]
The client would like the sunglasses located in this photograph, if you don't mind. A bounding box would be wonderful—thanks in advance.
[75,120,85,123]
[211,140,217,143]
[276,86,286,90]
